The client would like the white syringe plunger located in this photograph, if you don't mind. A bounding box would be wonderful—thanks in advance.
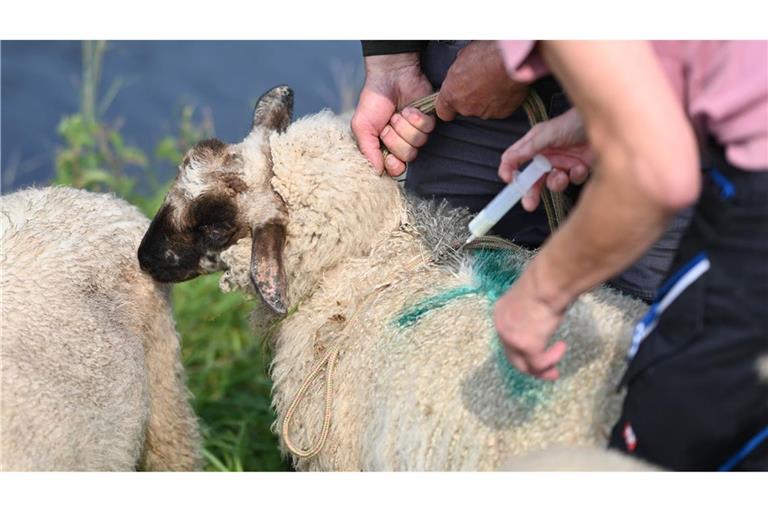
[466,154,552,241]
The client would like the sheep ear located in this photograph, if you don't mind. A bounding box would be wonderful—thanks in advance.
[249,222,288,315]
[251,85,294,134]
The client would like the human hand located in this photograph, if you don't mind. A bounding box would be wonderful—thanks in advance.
[435,40,530,122]
[498,108,593,212]
[493,263,569,381]
[351,54,436,176]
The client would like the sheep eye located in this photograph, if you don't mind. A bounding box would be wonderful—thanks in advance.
[199,224,222,236]
[198,223,232,247]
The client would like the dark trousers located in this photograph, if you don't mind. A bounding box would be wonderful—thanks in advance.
[609,165,768,470]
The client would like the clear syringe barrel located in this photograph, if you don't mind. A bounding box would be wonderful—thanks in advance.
[467,154,552,240]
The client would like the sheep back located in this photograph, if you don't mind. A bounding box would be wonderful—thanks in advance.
[503,445,660,471]
[214,111,649,471]
[1,187,200,470]
[220,203,646,470]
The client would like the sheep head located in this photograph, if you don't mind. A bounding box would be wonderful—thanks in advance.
[138,85,293,314]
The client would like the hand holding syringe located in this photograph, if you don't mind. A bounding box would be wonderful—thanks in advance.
[465,155,553,244]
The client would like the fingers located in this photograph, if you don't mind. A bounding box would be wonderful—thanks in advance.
[400,107,436,134]
[521,175,545,212]
[504,340,567,381]
[570,164,589,185]
[384,153,407,176]
[380,124,416,159]
[380,108,436,177]
[517,166,591,212]
[546,169,571,192]
[493,273,568,383]
[499,129,539,182]
[351,88,399,175]
[383,112,430,153]
[504,348,531,374]
[435,90,457,122]
[527,340,567,380]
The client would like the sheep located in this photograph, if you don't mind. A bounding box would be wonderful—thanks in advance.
[1,186,201,471]
[503,445,660,471]
[138,85,648,471]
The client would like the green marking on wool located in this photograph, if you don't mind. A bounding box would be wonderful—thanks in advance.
[493,338,553,406]
[394,247,552,404]
[394,248,523,328]
[470,248,522,302]
[395,285,477,328]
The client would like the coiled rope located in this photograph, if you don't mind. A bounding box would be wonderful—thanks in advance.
[281,91,567,460]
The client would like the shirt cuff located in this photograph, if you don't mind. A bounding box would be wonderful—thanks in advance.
[361,41,428,57]
[497,40,550,83]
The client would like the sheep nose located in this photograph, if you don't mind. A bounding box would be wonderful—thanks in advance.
[138,250,154,273]
[138,246,180,273]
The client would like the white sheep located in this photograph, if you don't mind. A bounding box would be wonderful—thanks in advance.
[503,445,659,471]
[1,186,201,471]
[138,85,647,471]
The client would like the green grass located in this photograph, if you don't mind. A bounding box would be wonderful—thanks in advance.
[173,275,290,471]
[49,41,289,471]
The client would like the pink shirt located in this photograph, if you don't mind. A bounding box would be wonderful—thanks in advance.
[498,40,768,170]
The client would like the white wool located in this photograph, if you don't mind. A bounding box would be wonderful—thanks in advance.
[215,111,649,471]
[503,445,660,471]
[1,187,200,471]
[177,155,213,199]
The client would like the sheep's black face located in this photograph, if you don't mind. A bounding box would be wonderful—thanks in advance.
[139,84,292,315]
[138,195,247,283]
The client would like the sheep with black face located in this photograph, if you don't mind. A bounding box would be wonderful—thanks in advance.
[139,86,293,313]
[138,85,647,471]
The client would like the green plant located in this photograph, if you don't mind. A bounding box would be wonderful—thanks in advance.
[53,40,287,471]
[173,275,289,471]
[54,41,146,198]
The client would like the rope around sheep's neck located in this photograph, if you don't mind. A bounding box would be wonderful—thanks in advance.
[281,90,567,460]
[280,340,339,458]
[280,250,427,459]
[280,234,522,460]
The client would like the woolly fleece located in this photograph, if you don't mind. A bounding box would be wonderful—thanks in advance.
[217,112,648,471]
[1,187,201,471]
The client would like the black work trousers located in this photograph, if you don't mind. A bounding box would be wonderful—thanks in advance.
[609,164,768,471]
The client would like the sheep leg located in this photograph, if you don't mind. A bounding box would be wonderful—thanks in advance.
[138,305,202,471]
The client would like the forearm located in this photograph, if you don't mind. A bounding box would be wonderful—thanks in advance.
[526,41,700,309]
[529,160,675,311]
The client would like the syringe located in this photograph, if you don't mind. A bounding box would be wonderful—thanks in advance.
[465,154,552,244]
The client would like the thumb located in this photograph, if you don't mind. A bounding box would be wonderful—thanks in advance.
[521,175,545,212]
[435,91,456,122]
[351,89,397,174]
[530,340,568,381]
[498,128,542,182]
[499,116,572,182]
[351,116,385,173]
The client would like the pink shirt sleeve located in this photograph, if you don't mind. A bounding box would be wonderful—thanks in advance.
[497,40,549,83]
[500,40,768,170]
[652,41,768,170]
